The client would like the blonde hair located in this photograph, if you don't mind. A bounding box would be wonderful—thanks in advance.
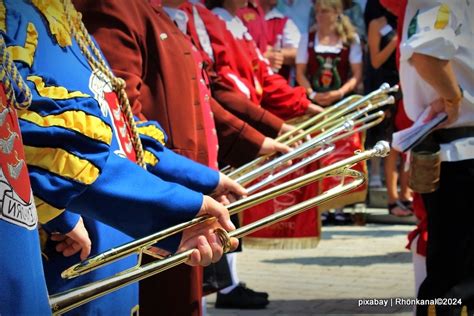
[317,0,357,45]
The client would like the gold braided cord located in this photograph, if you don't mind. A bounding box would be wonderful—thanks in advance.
[0,35,32,110]
[60,0,146,167]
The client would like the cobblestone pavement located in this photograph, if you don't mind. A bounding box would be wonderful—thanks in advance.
[206,224,417,316]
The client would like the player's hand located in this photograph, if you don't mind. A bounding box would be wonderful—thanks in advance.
[179,196,239,266]
[425,94,461,127]
[265,49,284,71]
[306,103,325,114]
[50,217,91,261]
[212,173,247,205]
[258,137,292,155]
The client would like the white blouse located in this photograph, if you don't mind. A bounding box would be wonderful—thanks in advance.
[296,32,362,65]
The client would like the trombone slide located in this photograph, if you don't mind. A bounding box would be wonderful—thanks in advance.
[50,170,367,315]
[50,141,390,315]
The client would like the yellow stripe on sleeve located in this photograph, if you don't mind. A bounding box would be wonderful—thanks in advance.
[137,124,166,145]
[7,23,38,67]
[144,150,159,167]
[35,196,65,224]
[19,109,112,144]
[27,75,90,99]
[24,146,100,185]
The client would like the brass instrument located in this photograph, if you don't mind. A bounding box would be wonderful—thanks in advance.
[49,141,390,315]
[230,98,392,185]
[233,120,354,186]
[225,83,398,179]
[277,83,398,145]
[58,98,393,278]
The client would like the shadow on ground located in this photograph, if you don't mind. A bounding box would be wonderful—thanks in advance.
[261,251,412,266]
[207,298,414,315]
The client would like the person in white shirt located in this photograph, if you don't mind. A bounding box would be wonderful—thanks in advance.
[398,1,474,315]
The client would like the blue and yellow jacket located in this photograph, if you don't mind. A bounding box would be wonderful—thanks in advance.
[0,36,50,314]
[1,0,219,314]
[1,0,219,244]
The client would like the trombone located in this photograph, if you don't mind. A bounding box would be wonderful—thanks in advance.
[49,141,390,315]
[243,107,389,194]
[58,116,384,280]
[231,97,393,186]
[225,83,398,179]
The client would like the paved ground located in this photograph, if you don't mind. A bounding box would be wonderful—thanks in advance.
[206,222,417,316]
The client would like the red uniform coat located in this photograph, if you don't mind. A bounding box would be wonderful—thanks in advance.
[190,5,310,120]
[73,0,269,314]
[182,3,285,138]
[237,0,269,52]
[75,0,266,168]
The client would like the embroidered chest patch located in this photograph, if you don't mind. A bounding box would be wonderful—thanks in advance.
[88,70,136,161]
[0,84,37,230]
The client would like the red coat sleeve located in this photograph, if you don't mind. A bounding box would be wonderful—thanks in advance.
[212,80,283,138]
[253,51,310,120]
[260,71,311,120]
[189,5,261,104]
[210,97,264,167]
[184,4,283,137]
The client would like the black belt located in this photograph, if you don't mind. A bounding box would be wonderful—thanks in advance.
[432,126,474,144]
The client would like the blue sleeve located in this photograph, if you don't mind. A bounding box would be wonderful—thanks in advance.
[137,121,219,194]
[41,211,81,235]
[68,153,203,252]
[2,2,205,252]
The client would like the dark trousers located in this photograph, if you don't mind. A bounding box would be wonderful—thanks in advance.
[139,255,202,316]
[417,159,474,316]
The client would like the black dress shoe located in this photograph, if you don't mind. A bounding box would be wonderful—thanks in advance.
[334,212,353,225]
[321,211,333,226]
[215,284,269,309]
[238,282,269,299]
